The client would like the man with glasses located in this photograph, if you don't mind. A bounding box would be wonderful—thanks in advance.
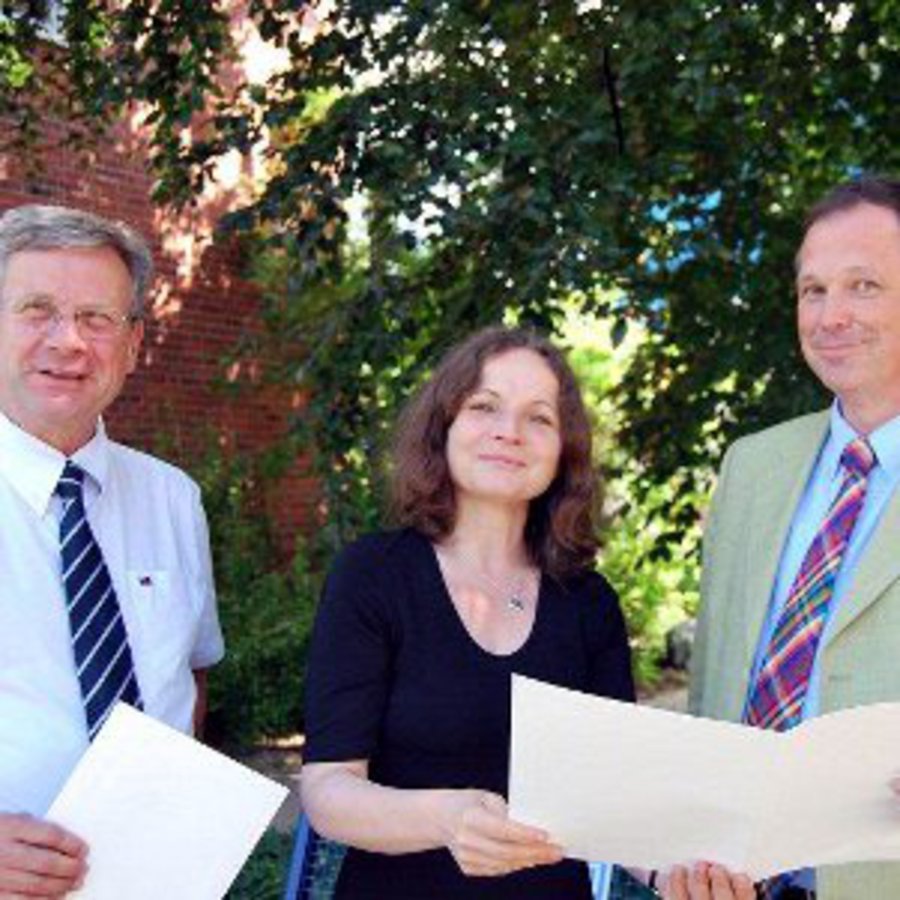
[0,205,224,896]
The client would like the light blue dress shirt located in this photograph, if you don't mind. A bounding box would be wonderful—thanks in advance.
[751,404,900,715]
[748,403,900,890]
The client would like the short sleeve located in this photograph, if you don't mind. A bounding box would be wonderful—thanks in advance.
[185,480,225,669]
[303,537,397,763]
[578,572,636,702]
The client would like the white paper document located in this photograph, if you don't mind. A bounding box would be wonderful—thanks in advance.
[48,704,289,899]
[509,675,900,879]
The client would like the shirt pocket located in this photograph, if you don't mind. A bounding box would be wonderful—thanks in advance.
[123,569,196,686]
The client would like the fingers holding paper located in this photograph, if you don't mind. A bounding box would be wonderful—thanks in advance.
[445,791,565,877]
[0,813,87,897]
[660,862,756,900]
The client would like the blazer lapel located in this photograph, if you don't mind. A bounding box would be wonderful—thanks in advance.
[827,487,900,642]
[738,414,830,679]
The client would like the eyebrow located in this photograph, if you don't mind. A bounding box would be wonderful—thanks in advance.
[797,263,879,280]
[13,292,122,308]
[470,387,500,397]
[470,387,558,410]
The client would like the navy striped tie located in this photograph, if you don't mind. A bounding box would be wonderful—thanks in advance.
[56,460,142,739]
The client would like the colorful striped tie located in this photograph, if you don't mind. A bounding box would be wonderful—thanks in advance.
[744,436,875,899]
[56,461,143,739]
[744,436,875,731]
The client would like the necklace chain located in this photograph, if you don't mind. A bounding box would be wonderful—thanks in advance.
[444,545,536,613]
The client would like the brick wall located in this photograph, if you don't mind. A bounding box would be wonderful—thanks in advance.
[0,113,319,550]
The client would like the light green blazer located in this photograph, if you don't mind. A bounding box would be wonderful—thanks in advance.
[690,410,900,899]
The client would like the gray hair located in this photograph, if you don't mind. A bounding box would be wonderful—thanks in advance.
[0,204,154,316]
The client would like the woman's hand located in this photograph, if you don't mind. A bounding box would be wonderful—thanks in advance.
[660,862,756,900]
[303,762,563,868]
[439,790,564,877]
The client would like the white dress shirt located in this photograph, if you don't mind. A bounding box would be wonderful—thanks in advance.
[0,412,225,816]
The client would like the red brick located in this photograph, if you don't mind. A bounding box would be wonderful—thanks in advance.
[1,125,314,550]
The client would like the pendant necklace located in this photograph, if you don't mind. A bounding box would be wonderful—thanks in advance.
[448,545,537,613]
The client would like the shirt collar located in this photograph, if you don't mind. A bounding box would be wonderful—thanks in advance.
[828,401,900,482]
[71,422,110,493]
[0,412,110,516]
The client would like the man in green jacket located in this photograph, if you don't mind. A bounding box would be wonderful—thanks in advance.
[690,175,900,900]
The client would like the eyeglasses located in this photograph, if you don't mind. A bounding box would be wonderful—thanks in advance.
[6,295,140,341]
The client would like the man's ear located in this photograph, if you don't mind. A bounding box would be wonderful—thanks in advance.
[126,319,145,373]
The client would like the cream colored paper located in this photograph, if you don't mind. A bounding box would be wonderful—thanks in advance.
[48,704,289,899]
[509,675,900,879]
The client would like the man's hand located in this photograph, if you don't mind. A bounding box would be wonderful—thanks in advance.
[661,862,756,900]
[0,813,87,898]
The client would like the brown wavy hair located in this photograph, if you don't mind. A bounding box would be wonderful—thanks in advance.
[389,326,602,579]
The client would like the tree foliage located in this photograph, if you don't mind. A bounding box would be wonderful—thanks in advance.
[4,0,899,549]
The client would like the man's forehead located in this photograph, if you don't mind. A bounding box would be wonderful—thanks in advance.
[796,258,881,281]
[801,202,900,242]
[796,203,900,271]
[3,245,132,291]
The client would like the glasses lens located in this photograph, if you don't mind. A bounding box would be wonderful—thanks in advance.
[10,297,128,339]
[15,298,57,325]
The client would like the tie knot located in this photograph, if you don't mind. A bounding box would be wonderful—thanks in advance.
[841,437,876,479]
[55,461,86,500]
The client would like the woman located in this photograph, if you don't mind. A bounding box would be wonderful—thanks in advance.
[300,326,752,899]
[301,325,631,898]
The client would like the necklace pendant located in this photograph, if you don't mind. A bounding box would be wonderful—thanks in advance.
[508,594,526,613]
